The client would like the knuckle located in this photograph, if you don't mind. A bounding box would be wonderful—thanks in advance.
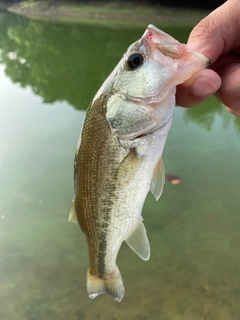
[189,16,217,43]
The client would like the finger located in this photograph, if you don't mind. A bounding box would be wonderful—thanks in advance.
[176,68,221,107]
[215,62,240,118]
[226,107,240,118]
[187,0,240,63]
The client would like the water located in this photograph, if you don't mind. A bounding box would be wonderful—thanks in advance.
[1,12,240,320]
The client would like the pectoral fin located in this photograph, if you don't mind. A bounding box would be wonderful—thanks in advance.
[68,202,78,224]
[125,218,150,261]
[115,148,142,186]
[151,158,165,201]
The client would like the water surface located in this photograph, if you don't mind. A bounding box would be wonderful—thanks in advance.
[1,12,240,320]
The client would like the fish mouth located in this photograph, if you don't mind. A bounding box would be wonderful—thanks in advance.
[143,24,210,68]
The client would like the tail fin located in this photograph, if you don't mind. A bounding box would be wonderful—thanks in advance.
[86,268,125,302]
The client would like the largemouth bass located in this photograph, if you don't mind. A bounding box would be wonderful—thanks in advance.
[69,25,208,302]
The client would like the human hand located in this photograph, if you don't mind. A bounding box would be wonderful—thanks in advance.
[176,0,240,117]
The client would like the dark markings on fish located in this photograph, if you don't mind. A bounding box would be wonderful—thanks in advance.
[74,93,127,277]
[109,118,122,129]
[97,179,117,276]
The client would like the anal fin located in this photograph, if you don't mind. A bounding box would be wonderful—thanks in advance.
[125,218,150,261]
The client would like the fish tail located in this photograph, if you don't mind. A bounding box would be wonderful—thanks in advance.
[86,268,125,302]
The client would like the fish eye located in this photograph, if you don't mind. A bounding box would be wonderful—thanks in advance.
[126,53,144,70]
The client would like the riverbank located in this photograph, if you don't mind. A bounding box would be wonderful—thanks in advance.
[7,1,210,27]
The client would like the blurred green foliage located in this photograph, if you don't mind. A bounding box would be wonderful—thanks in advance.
[0,12,239,132]
[0,12,144,110]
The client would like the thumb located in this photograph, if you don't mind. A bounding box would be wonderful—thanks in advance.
[187,0,240,63]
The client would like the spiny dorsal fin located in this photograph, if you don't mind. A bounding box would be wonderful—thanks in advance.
[68,202,78,224]
[151,158,165,201]
[125,218,150,261]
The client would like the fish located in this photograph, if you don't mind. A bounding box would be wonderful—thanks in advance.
[69,24,209,302]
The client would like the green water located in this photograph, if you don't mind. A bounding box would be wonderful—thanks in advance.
[1,12,240,320]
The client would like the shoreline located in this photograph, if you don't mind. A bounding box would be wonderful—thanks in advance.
[7,1,210,27]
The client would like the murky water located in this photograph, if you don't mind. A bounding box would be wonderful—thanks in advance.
[1,11,240,320]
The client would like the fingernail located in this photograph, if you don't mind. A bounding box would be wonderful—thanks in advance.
[226,106,240,118]
[191,76,219,97]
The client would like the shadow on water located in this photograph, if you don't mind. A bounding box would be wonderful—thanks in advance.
[1,10,240,320]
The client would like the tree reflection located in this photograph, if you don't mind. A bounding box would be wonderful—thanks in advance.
[183,96,240,132]
[0,12,239,131]
[0,12,142,110]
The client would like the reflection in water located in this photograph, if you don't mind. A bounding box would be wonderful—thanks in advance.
[1,11,240,320]
[0,12,143,110]
[183,98,240,132]
[1,12,240,132]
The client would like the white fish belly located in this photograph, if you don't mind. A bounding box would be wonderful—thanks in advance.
[103,120,172,272]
